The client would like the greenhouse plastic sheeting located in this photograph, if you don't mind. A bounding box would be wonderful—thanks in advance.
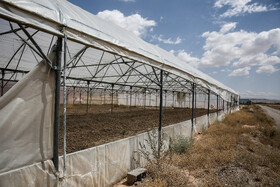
[0,0,238,101]
[0,55,55,174]
[0,108,241,187]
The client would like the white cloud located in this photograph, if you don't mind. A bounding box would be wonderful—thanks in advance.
[97,10,156,37]
[214,0,277,18]
[233,54,280,67]
[256,65,278,74]
[220,22,237,33]
[229,67,250,76]
[199,23,280,75]
[172,50,200,67]
[154,35,182,45]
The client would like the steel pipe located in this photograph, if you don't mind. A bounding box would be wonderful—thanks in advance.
[158,70,163,157]
[53,37,62,172]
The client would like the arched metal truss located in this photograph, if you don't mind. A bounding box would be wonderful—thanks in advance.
[0,0,239,176]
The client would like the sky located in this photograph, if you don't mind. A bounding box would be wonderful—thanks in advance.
[68,0,280,100]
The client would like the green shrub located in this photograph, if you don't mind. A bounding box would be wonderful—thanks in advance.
[171,136,193,154]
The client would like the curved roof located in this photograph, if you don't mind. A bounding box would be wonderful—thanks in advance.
[0,0,238,101]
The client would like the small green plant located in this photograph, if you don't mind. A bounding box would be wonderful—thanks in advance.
[137,128,167,165]
[170,136,193,154]
[121,128,127,135]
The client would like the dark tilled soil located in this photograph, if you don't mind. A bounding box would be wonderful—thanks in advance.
[59,104,216,155]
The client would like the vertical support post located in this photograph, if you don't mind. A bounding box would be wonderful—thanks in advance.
[217,95,219,117]
[155,90,158,108]
[135,92,137,107]
[130,86,132,111]
[194,87,197,125]
[79,89,82,104]
[230,96,232,113]
[172,91,175,107]
[165,90,167,109]
[73,87,75,105]
[184,93,186,108]
[191,83,195,138]
[62,33,67,176]
[126,91,128,106]
[111,84,114,113]
[189,93,191,108]
[227,101,229,113]
[223,99,224,111]
[144,89,146,110]
[86,81,90,114]
[207,89,210,116]
[149,92,151,106]
[66,89,69,105]
[90,88,93,106]
[1,70,4,96]
[53,37,62,172]
[158,69,163,158]
[103,89,106,104]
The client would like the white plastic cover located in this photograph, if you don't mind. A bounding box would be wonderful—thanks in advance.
[0,55,55,174]
[0,108,240,186]
[0,0,238,101]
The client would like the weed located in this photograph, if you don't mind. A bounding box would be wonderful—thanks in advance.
[121,128,126,135]
[170,136,193,154]
[138,128,167,165]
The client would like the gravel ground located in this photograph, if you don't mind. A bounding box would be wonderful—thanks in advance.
[259,105,280,129]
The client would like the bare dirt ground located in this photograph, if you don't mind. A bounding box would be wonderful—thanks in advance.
[259,105,280,129]
[59,104,217,155]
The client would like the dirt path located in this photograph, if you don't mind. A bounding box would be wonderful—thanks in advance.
[259,105,280,129]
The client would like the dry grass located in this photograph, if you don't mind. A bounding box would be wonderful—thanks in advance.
[264,104,280,110]
[138,163,190,187]
[138,105,280,186]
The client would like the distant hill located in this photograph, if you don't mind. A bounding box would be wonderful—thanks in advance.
[242,98,280,104]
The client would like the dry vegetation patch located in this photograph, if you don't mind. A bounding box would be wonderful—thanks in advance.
[264,104,280,110]
[136,105,280,186]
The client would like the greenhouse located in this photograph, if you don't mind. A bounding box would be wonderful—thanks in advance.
[0,0,239,186]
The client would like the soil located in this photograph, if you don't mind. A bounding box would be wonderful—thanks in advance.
[59,104,216,155]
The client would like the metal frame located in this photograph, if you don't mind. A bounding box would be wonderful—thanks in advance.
[0,19,239,176]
